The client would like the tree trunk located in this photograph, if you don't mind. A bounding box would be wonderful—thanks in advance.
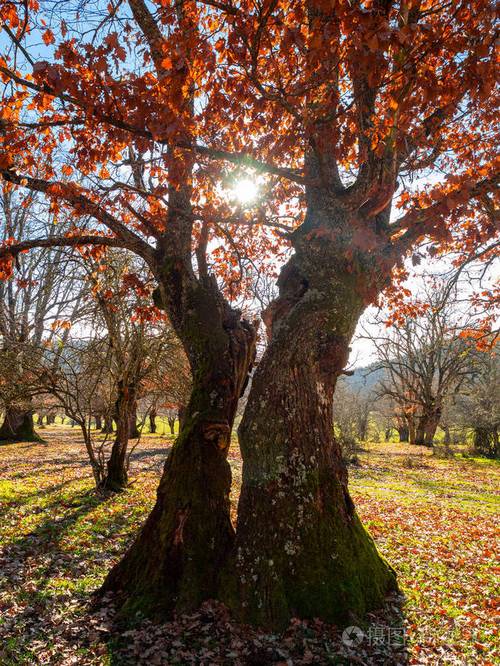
[149,409,157,434]
[101,413,114,434]
[414,411,428,446]
[443,425,451,445]
[94,414,103,431]
[100,276,256,618]
[415,419,425,445]
[223,233,396,629]
[358,414,368,441]
[128,400,140,438]
[397,426,409,443]
[423,408,440,447]
[47,413,56,425]
[178,405,186,431]
[167,415,176,435]
[0,406,42,443]
[408,417,416,445]
[473,427,499,459]
[100,380,136,492]
[416,409,438,446]
[37,413,45,427]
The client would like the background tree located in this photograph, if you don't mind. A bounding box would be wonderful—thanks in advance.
[38,332,116,487]
[140,343,191,435]
[449,349,499,458]
[0,190,83,442]
[374,279,484,446]
[333,377,377,453]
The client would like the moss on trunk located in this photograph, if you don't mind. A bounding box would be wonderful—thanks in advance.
[100,276,256,618]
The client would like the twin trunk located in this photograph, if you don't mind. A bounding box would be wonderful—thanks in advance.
[223,240,396,627]
[102,209,396,628]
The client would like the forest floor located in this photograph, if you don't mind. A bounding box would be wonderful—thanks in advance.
[0,426,498,665]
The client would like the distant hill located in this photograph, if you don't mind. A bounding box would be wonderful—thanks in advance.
[341,362,386,394]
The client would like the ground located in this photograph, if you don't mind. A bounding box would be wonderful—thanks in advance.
[0,425,498,665]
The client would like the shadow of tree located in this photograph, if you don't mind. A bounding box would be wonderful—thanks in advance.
[0,490,112,657]
[129,446,171,461]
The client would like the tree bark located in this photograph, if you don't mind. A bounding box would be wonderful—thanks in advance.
[415,408,439,446]
[223,224,397,629]
[101,380,137,492]
[357,414,369,441]
[397,426,409,443]
[101,413,114,434]
[178,405,186,431]
[423,408,441,446]
[94,414,103,431]
[167,415,176,435]
[149,408,157,434]
[415,417,425,445]
[473,427,499,459]
[408,417,416,445]
[0,406,42,443]
[443,425,451,445]
[128,400,140,438]
[100,276,256,617]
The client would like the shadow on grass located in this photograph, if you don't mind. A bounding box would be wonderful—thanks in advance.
[0,476,95,510]
[129,446,171,462]
[0,487,125,664]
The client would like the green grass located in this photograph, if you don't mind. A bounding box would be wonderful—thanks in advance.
[0,429,498,664]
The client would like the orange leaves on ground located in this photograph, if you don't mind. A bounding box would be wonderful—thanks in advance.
[0,432,497,664]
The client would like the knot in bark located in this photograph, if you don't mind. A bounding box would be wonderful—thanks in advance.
[202,420,230,453]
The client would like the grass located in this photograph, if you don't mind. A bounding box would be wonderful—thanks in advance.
[0,427,498,664]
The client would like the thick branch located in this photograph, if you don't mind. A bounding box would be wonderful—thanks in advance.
[1,169,155,265]
[0,235,130,259]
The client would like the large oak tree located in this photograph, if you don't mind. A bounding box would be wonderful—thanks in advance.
[0,0,498,628]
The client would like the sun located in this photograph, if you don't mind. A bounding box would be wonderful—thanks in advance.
[232,178,259,205]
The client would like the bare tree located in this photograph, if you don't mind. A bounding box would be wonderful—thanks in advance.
[444,348,499,458]
[77,250,181,490]
[0,192,85,442]
[373,279,482,446]
[333,376,377,454]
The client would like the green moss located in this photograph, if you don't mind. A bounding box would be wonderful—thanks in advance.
[223,461,397,630]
